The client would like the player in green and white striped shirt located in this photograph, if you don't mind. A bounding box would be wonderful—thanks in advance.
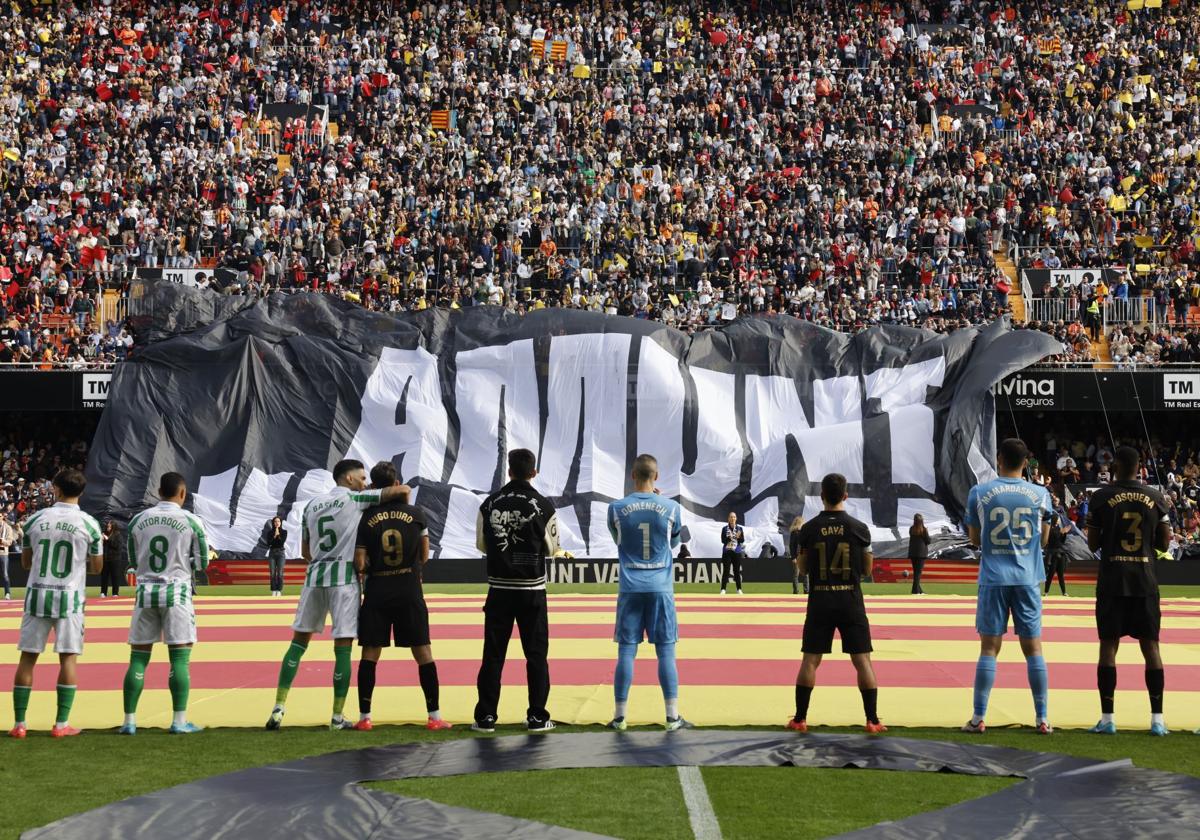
[119,472,209,735]
[266,459,409,731]
[10,469,103,739]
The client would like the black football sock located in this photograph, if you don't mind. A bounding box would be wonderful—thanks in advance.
[358,659,377,716]
[418,662,440,713]
[1098,665,1117,715]
[1145,668,1164,715]
[794,685,813,722]
[860,688,879,724]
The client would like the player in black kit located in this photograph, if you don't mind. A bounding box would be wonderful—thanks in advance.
[1086,446,1172,736]
[352,461,451,731]
[786,473,885,734]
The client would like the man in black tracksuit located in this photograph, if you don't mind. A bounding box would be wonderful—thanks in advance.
[472,448,560,733]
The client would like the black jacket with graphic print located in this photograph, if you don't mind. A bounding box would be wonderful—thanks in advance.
[475,479,560,590]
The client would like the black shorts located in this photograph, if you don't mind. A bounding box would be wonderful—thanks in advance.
[802,593,873,655]
[1095,593,1160,642]
[358,595,431,648]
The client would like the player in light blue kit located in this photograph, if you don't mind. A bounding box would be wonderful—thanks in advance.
[962,438,1054,734]
[607,454,691,731]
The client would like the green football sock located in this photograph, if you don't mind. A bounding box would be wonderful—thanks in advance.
[275,641,308,705]
[55,684,76,727]
[123,650,153,715]
[332,646,351,717]
[168,647,192,713]
[12,685,31,725]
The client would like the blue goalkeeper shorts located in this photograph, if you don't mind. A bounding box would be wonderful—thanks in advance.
[976,584,1042,638]
[614,591,678,645]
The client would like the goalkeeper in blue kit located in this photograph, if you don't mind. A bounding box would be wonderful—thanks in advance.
[607,454,691,731]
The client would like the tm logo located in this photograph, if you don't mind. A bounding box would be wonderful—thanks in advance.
[1163,374,1200,400]
[81,373,112,405]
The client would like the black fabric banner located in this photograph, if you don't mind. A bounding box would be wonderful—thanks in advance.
[83,282,1059,559]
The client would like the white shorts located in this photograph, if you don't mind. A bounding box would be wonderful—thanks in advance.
[292,584,360,638]
[18,612,85,655]
[128,604,197,646]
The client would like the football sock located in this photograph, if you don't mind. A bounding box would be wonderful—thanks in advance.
[418,662,440,714]
[123,649,152,715]
[55,684,76,727]
[1145,668,1164,715]
[666,698,679,719]
[12,684,30,726]
[794,684,814,722]
[1098,665,1117,715]
[274,641,308,705]
[972,655,996,721]
[358,659,377,716]
[168,647,192,714]
[614,701,627,719]
[1027,655,1049,721]
[332,646,351,717]
[655,643,679,704]
[860,688,879,724]
[614,642,637,703]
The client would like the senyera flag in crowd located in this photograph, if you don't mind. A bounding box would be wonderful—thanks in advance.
[83,282,1059,559]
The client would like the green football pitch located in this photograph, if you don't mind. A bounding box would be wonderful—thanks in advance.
[2,583,1198,839]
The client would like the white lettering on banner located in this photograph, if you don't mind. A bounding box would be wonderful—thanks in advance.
[539,333,630,499]
[1163,373,1200,409]
[345,347,447,482]
[192,333,959,558]
[447,341,541,490]
[996,377,1055,397]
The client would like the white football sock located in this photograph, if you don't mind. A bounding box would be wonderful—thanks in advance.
[173,711,187,727]
[124,714,136,727]
[666,699,679,719]
[614,701,627,719]
[428,710,441,721]
[1100,713,1114,725]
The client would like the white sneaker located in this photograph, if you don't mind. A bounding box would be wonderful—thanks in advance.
[2,593,10,600]
[719,590,726,595]
[736,589,743,595]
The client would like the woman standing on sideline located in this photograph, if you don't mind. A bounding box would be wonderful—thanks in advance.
[788,515,807,594]
[719,512,745,595]
[266,517,288,597]
[908,514,930,595]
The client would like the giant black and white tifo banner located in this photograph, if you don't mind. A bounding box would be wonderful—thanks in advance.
[84,283,1060,559]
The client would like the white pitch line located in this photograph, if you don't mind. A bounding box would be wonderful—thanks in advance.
[677,765,723,840]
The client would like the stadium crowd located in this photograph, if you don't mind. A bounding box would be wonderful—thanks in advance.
[0,0,1196,353]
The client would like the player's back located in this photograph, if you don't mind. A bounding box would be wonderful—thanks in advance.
[357,500,428,599]
[302,485,382,587]
[967,477,1051,586]
[798,510,871,593]
[608,492,681,593]
[1088,480,1167,596]
[128,501,206,582]
[22,502,102,618]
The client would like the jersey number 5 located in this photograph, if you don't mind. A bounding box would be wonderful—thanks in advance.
[317,515,337,553]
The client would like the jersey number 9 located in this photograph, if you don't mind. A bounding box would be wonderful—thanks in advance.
[381,529,404,566]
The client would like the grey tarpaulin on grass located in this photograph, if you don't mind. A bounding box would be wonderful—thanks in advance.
[23,731,1200,840]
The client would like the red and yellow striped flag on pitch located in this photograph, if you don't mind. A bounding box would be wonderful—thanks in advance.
[430,110,450,131]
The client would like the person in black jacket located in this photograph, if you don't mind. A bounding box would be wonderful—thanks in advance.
[788,515,808,594]
[719,512,746,594]
[99,520,125,597]
[908,514,930,595]
[1043,503,1072,597]
[472,449,560,733]
[265,517,288,597]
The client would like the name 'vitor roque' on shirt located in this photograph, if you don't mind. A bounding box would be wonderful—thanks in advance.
[302,485,384,587]
[127,500,209,608]
[1087,480,1169,597]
